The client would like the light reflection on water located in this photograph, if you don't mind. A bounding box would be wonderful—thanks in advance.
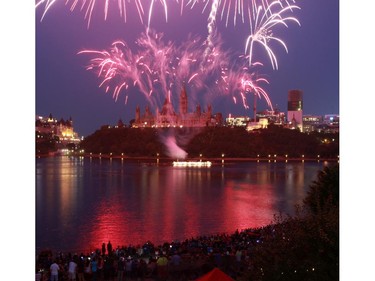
[36,157,329,253]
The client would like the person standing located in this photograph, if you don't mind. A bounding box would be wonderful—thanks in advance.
[50,260,60,281]
[68,259,78,281]
[84,259,91,280]
[170,251,181,279]
[102,243,106,256]
[97,255,104,280]
[125,257,133,279]
[107,241,113,256]
[77,258,85,281]
[117,257,125,281]
[91,257,98,281]
[156,254,169,281]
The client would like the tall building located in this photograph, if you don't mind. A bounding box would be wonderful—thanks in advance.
[287,89,303,131]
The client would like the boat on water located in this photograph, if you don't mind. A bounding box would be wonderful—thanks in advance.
[173,161,212,167]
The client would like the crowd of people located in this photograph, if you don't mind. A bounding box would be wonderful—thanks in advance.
[36,228,262,281]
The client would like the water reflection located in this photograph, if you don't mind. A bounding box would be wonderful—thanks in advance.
[36,157,328,253]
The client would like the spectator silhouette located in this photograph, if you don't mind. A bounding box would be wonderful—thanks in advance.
[101,243,106,256]
[107,241,113,256]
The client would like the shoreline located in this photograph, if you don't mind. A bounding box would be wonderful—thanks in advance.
[36,226,263,257]
[36,153,339,163]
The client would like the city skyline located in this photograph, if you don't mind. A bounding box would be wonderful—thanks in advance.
[35,0,339,137]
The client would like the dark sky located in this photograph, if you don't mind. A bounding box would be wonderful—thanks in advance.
[35,0,339,137]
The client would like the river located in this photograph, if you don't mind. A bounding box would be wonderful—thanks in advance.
[36,156,332,254]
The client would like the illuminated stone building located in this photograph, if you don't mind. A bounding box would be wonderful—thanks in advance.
[133,86,222,128]
[35,114,80,145]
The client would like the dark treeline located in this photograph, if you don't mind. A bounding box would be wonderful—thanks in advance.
[79,125,339,159]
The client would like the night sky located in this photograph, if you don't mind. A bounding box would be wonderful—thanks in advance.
[35,0,339,137]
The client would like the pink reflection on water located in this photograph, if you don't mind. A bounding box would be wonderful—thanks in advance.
[83,167,278,251]
[222,181,275,231]
[84,200,131,252]
[37,158,326,254]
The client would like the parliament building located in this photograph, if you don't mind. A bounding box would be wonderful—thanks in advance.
[132,87,223,128]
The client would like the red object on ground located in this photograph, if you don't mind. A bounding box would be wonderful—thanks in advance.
[195,267,234,281]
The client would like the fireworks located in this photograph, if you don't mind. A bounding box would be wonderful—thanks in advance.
[36,0,301,70]
[188,0,300,68]
[78,31,221,107]
[79,30,273,113]
[220,57,273,110]
[37,0,303,119]
[245,1,300,69]
[187,0,297,26]
[36,0,179,28]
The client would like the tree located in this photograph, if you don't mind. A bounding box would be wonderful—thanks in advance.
[303,165,339,216]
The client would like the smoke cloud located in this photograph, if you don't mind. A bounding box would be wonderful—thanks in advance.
[159,127,202,159]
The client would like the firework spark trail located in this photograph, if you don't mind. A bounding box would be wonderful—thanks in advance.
[36,0,296,27]
[37,0,301,67]
[78,31,206,109]
[36,0,58,21]
[219,58,273,111]
[201,0,219,67]
[79,30,273,114]
[186,0,300,67]
[245,1,300,69]
[187,0,293,26]
[36,0,181,28]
